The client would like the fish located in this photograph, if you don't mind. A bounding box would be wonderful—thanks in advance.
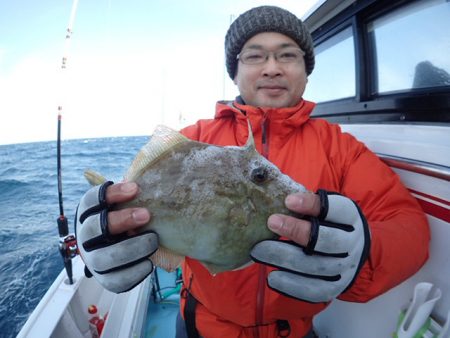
[84,124,306,275]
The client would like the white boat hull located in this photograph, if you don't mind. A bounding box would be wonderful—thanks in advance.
[17,256,151,338]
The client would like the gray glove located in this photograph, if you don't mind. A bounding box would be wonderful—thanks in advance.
[75,181,158,293]
[251,190,371,303]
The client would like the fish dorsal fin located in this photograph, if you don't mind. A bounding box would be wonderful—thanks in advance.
[244,120,256,149]
[125,125,190,181]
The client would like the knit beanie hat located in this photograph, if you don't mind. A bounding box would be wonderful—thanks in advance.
[225,6,315,79]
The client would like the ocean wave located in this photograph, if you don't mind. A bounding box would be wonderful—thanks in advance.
[0,245,60,337]
[0,166,21,177]
[0,136,145,336]
[0,178,30,191]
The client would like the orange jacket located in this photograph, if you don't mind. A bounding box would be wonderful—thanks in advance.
[179,99,429,338]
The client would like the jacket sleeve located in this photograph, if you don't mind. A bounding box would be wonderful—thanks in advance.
[333,130,430,302]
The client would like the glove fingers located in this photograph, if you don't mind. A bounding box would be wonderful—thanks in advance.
[255,191,372,303]
[78,181,113,223]
[268,270,343,303]
[314,193,366,258]
[78,212,104,244]
[321,193,360,225]
[85,231,158,273]
[94,259,154,293]
[252,240,352,277]
[76,181,158,294]
[314,222,359,254]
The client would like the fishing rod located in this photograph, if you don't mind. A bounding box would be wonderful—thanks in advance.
[57,112,77,285]
[56,0,80,285]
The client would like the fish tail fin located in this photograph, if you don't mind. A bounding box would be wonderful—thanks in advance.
[84,169,107,186]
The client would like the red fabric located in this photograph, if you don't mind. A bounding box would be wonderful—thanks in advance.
[178,99,430,338]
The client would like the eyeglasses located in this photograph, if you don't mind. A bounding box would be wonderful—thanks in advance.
[237,48,305,65]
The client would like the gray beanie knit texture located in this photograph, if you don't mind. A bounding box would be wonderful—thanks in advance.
[225,6,315,79]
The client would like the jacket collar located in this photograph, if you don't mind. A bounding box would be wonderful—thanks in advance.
[215,97,316,129]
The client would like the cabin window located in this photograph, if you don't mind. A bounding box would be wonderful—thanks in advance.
[368,0,450,93]
[304,26,355,103]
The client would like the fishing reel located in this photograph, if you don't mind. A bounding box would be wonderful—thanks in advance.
[59,234,78,259]
[58,215,78,284]
[58,215,78,258]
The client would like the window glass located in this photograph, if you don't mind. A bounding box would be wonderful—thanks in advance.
[369,0,450,93]
[304,26,355,103]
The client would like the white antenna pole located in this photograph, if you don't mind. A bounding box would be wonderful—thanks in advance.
[58,0,80,119]
[61,0,80,70]
[223,14,236,100]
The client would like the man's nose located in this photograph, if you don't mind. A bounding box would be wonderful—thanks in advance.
[262,55,283,77]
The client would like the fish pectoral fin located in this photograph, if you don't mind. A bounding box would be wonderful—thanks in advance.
[247,197,256,213]
[228,204,250,227]
[84,169,108,186]
[228,196,257,227]
[151,247,184,273]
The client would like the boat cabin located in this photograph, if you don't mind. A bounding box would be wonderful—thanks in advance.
[305,0,450,336]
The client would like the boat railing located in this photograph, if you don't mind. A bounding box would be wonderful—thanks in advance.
[378,154,450,182]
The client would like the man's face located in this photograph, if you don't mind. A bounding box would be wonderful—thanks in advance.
[233,32,308,108]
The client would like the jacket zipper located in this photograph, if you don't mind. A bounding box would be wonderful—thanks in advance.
[261,116,270,158]
[255,116,270,337]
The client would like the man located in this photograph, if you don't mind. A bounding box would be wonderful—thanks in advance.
[75,6,429,338]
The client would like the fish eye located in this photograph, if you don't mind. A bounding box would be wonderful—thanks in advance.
[251,167,268,183]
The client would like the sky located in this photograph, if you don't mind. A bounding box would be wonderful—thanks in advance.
[0,0,319,145]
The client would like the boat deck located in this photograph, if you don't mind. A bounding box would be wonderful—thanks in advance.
[145,268,181,338]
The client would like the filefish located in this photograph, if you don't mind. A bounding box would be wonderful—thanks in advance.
[84,124,306,275]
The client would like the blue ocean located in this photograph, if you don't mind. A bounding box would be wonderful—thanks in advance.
[0,136,148,337]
